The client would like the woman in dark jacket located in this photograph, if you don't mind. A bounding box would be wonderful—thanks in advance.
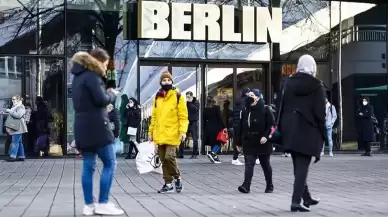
[356,97,375,156]
[71,48,123,215]
[279,55,326,212]
[238,89,275,194]
[203,96,224,163]
[107,104,120,138]
[119,94,130,148]
[124,97,141,159]
[35,97,52,156]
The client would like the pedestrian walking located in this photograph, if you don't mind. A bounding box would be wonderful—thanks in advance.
[231,88,250,165]
[179,91,199,159]
[1,95,27,162]
[278,54,326,212]
[237,89,275,194]
[356,97,376,156]
[148,71,188,193]
[71,48,123,216]
[124,97,141,159]
[321,98,337,157]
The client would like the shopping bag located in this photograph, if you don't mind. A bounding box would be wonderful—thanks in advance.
[5,115,20,131]
[216,128,229,144]
[49,144,63,156]
[127,127,137,136]
[113,138,123,154]
[135,141,163,174]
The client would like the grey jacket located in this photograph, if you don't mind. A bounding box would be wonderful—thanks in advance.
[6,104,28,135]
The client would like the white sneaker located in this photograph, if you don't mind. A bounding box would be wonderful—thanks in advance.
[329,152,334,157]
[83,204,95,216]
[94,202,124,215]
[286,153,291,157]
[256,159,260,165]
[232,159,244,165]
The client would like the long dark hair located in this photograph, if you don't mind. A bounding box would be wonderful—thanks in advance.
[206,96,215,108]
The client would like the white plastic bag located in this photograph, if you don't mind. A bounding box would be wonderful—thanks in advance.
[136,141,163,174]
[113,138,123,154]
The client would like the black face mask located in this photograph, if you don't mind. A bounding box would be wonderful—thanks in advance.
[161,84,173,91]
[246,97,255,105]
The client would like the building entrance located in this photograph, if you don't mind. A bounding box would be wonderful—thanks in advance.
[0,55,66,156]
[138,58,270,156]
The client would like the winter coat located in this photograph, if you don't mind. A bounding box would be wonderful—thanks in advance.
[108,108,120,138]
[71,51,116,152]
[279,73,327,159]
[187,97,199,122]
[124,104,141,129]
[241,100,275,155]
[232,96,247,129]
[35,103,52,136]
[325,102,337,129]
[148,88,188,146]
[5,104,28,135]
[203,105,224,147]
[119,94,130,143]
[356,104,375,142]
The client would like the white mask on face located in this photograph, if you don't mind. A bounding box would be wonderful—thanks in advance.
[363,101,368,106]
[129,103,134,107]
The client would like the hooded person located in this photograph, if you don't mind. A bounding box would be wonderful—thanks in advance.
[278,54,327,212]
[123,97,141,159]
[237,89,275,194]
[148,71,189,193]
[119,94,130,149]
[231,88,250,166]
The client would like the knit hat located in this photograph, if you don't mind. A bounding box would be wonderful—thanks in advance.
[250,89,261,98]
[160,71,173,83]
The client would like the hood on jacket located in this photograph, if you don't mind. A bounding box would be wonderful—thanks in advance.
[288,73,323,96]
[71,52,106,77]
[296,54,317,77]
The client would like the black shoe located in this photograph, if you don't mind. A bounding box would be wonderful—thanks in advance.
[178,155,184,159]
[238,182,250,193]
[175,179,184,193]
[361,152,372,156]
[265,184,274,193]
[17,158,25,162]
[303,197,320,208]
[190,155,197,159]
[290,203,310,212]
[158,184,174,193]
[5,157,17,162]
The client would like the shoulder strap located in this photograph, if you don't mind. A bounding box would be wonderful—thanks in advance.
[154,91,181,108]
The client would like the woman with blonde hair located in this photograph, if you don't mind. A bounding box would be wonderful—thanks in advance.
[0,95,28,162]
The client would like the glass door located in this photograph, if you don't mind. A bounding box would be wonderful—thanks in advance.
[24,57,65,156]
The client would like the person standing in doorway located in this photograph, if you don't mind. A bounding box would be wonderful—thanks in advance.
[124,97,141,159]
[231,88,250,166]
[71,49,123,215]
[179,91,199,159]
[148,71,188,193]
[356,97,375,156]
[1,95,28,162]
[321,98,337,157]
[279,55,326,212]
[238,89,275,194]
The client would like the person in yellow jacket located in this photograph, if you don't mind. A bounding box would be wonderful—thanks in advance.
[148,71,189,193]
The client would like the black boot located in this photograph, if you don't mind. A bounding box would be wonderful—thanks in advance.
[238,182,250,193]
[290,203,310,212]
[303,197,320,208]
[265,184,274,193]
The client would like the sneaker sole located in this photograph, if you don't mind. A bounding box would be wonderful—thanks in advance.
[207,154,215,163]
[158,189,174,193]
[176,186,184,193]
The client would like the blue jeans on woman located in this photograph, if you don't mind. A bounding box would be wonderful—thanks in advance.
[82,144,116,205]
[212,144,221,153]
[9,134,25,159]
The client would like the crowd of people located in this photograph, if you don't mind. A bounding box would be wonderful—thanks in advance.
[1,47,380,216]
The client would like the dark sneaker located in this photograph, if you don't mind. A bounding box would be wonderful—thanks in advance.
[207,153,215,163]
[265,184,274,193]
[158,184,174,193]
[189,155,197,159]
[238,182,250,193]
[303,197,320,208]
[361,153,372,156]
[175,179,183,193]
[17,158,25,162]
[5,157,17,162]
[213,155,221,164]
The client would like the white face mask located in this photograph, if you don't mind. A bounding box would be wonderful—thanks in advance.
[129,103,134,107]
[362,101,368,106]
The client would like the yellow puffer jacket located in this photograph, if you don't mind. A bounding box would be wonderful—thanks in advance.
[148,88,189,146]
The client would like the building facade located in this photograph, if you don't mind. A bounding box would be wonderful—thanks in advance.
[0,0,385,155]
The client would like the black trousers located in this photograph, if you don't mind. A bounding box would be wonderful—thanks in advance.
[244,154,272,186]
[291,152,313,204]
[232,126,240,160]
[364,142,371,153]
[179,121,199,156]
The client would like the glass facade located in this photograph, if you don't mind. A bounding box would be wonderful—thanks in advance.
[0,0,386,155]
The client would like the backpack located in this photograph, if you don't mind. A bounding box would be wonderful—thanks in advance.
[154,91,181,108]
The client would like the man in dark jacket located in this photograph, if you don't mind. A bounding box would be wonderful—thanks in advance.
[179,91,200,159]
[231,88,250,165]
[279,55,327,212]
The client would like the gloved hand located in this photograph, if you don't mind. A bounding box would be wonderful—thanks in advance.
[314,157,320,164]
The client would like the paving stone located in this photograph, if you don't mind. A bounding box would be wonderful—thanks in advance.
[0,155,387,216]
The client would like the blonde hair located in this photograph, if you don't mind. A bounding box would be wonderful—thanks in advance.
[13,95,23,102]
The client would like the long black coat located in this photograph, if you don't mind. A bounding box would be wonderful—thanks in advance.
[71,52,116,152]
[124,104,141,129]
[356,104,375,142]
[241,100,275,155]
[108,108,120,138]
[203,105,224,147]
[279,73,327,159]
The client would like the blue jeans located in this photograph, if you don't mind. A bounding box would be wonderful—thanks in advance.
[9,134,25,158]
[322,127,333,152]
[82,144,116,205]
[212,144,221,153]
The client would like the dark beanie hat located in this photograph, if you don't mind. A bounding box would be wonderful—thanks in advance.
[251,89,261,97]
[160,71,173,83]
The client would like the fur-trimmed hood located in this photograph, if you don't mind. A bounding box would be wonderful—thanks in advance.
[71,51,106,77]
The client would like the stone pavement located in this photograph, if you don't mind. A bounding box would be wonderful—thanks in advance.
[0,155,387,217]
